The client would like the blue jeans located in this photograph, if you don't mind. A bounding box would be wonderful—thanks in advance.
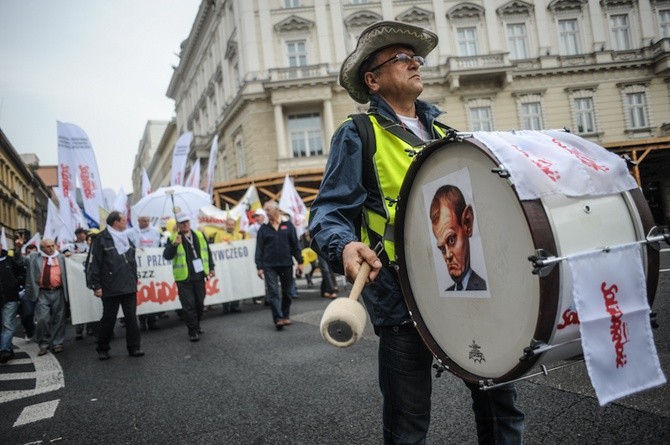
[264,266,293,323]
[1,301,19,352]
[378,325,524,445]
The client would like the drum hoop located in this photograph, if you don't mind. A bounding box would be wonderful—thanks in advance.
[628,188,660,305]
[394,136,560,384]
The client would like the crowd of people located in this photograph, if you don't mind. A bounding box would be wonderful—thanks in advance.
[0,201,336,364]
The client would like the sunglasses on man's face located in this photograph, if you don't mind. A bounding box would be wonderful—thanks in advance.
[368,53,425,72]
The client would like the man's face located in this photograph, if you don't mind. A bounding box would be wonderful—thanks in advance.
[225,218,236,233]
[365,44,424,102]
[431,204,471,283]
[76,232,87,242]
[138,217,150,229]
[40,240,57,256]
[178,220,190,234]
[254,214,265,224]
[113,216,128,231]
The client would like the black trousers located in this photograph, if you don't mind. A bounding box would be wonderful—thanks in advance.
[96,293,140,353]
[177,279,206,334]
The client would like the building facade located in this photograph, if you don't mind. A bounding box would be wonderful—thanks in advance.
[0,129,50,243]
[131,120,170,198]
[156,0,669,223]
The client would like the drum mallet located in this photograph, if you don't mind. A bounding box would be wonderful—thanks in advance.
[320,243,382,348]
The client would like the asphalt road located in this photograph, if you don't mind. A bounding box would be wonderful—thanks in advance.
[1,249,669,445]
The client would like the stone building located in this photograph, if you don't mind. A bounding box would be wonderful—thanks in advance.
[0,129,50,244]
[144,0,670,224]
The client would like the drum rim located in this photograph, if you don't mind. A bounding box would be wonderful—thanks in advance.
[394,136,560,384]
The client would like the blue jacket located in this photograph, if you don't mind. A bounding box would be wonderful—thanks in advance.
[255,219,303,270]
[309,95,446,326]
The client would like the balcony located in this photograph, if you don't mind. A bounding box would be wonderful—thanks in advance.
[267,63,333,82]
[446,53,514,91]
[652,38,670,74]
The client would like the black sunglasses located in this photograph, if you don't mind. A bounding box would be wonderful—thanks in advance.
[368,53,425,72]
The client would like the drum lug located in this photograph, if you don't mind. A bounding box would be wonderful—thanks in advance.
[527,248,558,277]
[404,147,422,158]
[491,167,510,179]
[520,339,549,361]
[385,196,398,207]
[432,361,449,378]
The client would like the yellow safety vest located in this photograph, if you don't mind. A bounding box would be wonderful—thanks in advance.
[169,230,210,281]
[361,114,446,262]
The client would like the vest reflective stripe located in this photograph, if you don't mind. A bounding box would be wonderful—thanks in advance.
[169,230,210,281]
[362,115,446,262]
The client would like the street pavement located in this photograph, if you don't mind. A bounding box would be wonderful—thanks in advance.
[1,253,669,444]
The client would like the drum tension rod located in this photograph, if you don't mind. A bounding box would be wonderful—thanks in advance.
[478,359,585,391]
[528,227,669,276]
[491,167,510,179]
[432,361,449,378]
[520,338,581,361]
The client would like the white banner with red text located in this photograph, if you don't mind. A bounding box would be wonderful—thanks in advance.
[568,244,666,405]
[66,240,265,324]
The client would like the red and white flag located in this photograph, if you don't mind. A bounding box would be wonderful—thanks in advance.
[21,232,41,254]
[278,174,307,238]
[567,244,666,405]
[57,122,106,227]
[170,132,192,186]
[57,122,77,200]
[204,135,218,195]
[141,168,152,197]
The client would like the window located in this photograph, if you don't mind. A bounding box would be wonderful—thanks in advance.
[574,97,596,133]
[289,113,323,158]
[521,102,543,130]
[284,0,300,8]
[558,19,580,55]
[457,27,478,56]
[507,23,528,60]
[625,92,648,129]
[470,107,492,131]
[660,10,670,38]
[610,14,631,50]
[287,40,307,67]
[351,0,369,4]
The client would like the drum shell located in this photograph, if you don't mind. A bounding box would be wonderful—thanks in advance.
[394,136,659,384]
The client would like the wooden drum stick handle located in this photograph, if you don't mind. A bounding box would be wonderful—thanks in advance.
[348,261,371,302]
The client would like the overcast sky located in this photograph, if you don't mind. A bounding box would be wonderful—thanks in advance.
[0,0,200,196]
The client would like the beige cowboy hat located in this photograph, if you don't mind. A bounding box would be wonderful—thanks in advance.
[339,20,438,104]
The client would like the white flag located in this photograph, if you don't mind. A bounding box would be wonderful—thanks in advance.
[185,159,201,189]
[278,174,308,238]
[53,187,81,240]
[204,135,218,195]
[58,122,106,227]
[21,232,41,254]
[113,187,128,213]
[57,121,77,200]
[44,198,65,241]
[170,132,193,186]
[473,131,638,201]
[141,168,152,197]
[568,244,666,405]
[0,227,7,251]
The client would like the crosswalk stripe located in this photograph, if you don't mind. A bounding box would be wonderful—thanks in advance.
[13,399,60,427]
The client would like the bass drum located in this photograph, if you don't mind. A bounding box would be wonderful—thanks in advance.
[394,135,659,384]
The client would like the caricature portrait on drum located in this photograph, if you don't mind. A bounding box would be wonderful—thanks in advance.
[423,167,490,298]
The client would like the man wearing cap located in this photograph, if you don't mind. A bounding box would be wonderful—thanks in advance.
[163,212,215,342]
[309,21,524,444]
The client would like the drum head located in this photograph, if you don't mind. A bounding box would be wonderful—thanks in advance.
[395,138,551,383]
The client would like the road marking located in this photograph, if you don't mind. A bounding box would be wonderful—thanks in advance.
[13,399,60,427]
[0,339,64,404]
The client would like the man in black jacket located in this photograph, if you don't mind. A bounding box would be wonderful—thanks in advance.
[88,211,144,360]
[0,246,26,364]
[255,200,303,330]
